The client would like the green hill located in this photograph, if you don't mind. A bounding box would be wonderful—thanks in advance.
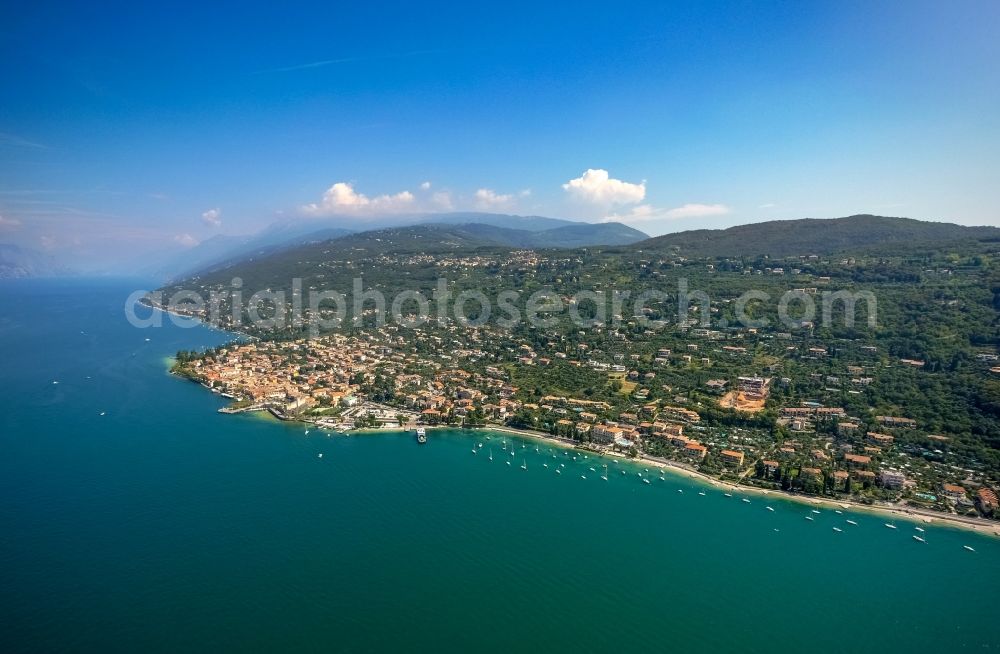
[634,215,1000,258]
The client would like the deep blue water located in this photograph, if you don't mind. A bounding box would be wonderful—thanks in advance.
[1,279,998,653]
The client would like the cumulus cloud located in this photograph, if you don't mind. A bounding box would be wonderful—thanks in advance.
[201,207,222,227]
[301,182,415,216]
[420,181,432,190]
[562,169,645,205]
[0,213,21,228]
[174,233,199,247]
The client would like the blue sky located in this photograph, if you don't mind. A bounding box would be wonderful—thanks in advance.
[1,1,998,265]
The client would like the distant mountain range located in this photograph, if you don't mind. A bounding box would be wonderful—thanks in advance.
[149,213,647,281]
[633,215,1000,257]
[162,214,1000,295]
[0,244,73,279]
[144,222,356,281]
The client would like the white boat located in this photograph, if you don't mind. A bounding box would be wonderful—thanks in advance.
[556,469,561,474]
[914,527,925,533]
[846,519,858,526]
[643,478,650,485]
[317,453,323,458]
[724,493,733,498]
[912,535,926,543]
[698,492,706,496]
[304,430,309,435]
[601,465,608,481]
[742,498,750,504]
[964,545,976,552]
[471,448,477,454]
[99,411,106,416]
[677,489,683,494]
[811,509,820,514]
[805,516,814,521]
[832,527,843,532]
[589,467,596,472]
[507,461,511,466]
[543,463,548,468]
[489,450,493,461]
[521,459,527,470]
[581,475,587,480]
[884,523,897,529]
[834,510,843,514]
[766,506,774,512]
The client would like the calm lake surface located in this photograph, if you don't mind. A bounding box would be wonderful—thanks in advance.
[1,279,998,653]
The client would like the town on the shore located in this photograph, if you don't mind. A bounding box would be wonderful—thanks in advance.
[172,320,1000,525]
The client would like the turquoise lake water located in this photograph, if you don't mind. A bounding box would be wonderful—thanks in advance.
[1,279,998,653]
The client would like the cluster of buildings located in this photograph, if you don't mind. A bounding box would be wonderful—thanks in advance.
[175,297,999,521]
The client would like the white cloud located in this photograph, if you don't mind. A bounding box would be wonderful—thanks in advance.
[758,203,777,209]
[420,181,432,190]
[0,132,47,149]
[201,207,222,227]
[432,191,454,210]
[474,188,515,210]
[663,203,730,219]
[174,233,199,247]
[0,214,21,228]
[562,169,645,205]
[602,202,730,223]
[301,182,415,216]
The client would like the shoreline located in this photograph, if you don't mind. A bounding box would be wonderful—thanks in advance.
[357,422,1000,539]
[190,389,1000,540]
